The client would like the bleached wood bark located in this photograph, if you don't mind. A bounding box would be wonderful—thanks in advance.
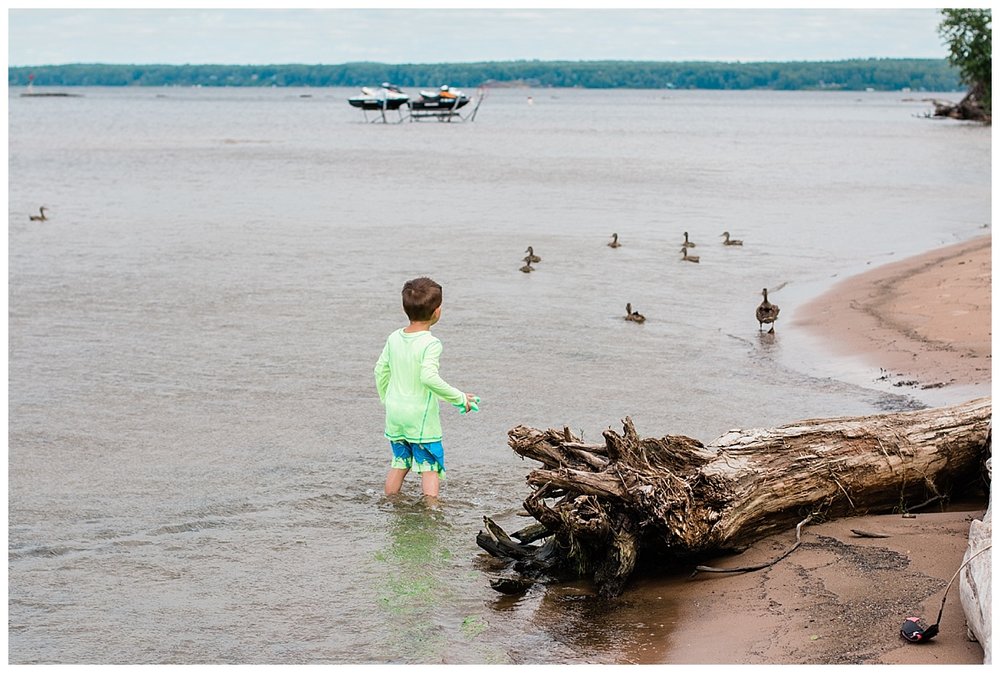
[960,457,991,664]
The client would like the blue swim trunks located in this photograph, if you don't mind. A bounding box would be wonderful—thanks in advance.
[390,440,446,478]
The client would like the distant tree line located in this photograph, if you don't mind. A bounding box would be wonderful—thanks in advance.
[8,59,961,91]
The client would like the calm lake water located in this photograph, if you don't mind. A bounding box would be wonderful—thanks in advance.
[8,86,991,664]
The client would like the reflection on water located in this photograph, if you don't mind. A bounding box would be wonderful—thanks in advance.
[374,498,451,662]
[369,495,660,665]
[371,496,515,664]
[531,585,638,663]
[481,577,681,665]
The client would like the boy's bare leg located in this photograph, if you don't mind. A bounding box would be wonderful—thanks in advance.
[384,468,409,495]
[420,471,440,498]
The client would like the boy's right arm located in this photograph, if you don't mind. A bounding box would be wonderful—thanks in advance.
[374,342,390,403]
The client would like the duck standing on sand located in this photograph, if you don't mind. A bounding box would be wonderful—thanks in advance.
[29,206,48,221]
[721,231,743,246]
[682,231,696,248]
[608,232,621,248]
[756,288,780,333]
[681,248,700,263]
[520,258,534,273]
[624,303,646,323]
[523,246,541,263]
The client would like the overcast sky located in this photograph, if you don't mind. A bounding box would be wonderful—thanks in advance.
[8,7,954,67]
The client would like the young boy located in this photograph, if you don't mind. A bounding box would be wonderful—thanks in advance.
[374,277,476,498]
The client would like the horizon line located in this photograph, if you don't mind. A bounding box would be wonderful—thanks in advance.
[10,56,950,68]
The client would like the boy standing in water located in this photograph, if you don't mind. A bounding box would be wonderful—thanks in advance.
[375,277,477,498]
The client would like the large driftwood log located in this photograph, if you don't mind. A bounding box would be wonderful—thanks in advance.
[478,397,991,596]
[929,89,991,123]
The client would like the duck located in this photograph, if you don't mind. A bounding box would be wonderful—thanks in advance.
[721,231,743,246]
[523,246,541,263]
[607,232,621,248]
[682,231,696,248]
[624,303,646,323]
[681,248,700,263]
[29,206,48,221]
[756,288,781,333]
[520,258,534,273]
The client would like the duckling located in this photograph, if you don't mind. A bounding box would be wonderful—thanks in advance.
[681,248,700,263]
[520,258,534,273]
[721,231,743,246]
[624,303,646,323]
[523,246,541,263]
[607,232,621,248]
[682,231,696,248]
[756,288,780,333]
[29,206,48,221]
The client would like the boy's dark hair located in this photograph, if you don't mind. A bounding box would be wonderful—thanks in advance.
[402,277,443,321]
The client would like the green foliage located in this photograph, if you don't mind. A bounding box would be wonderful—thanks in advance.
[8,59,961,92]
[938,9,992,112]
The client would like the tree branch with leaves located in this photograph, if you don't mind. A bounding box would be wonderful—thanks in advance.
[937,8,992,121]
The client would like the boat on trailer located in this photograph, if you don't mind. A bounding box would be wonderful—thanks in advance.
[410,85,471,111]
[348,83,485,123]
[347,83,410,111]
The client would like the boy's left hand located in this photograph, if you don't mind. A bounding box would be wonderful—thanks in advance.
[455,393,480,414]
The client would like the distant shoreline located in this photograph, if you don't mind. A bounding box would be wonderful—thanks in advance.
[8,58,961,91]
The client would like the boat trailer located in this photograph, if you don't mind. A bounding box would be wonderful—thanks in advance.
[356,87,487,124]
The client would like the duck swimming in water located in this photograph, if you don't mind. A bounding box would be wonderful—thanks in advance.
[523,246,541,263]
[681,248,700,263]
[520,258,534,273]
[608,232,621,248]
[756,288,780,333]
[721,231,743,246]
[624,303,646,323]
[682,231,696,248]
[29,206,48,221]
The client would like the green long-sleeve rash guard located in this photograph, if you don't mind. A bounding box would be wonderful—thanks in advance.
[374,329,465,443]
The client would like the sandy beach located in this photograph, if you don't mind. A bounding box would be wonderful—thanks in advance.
[643,236,992,665]
[794,234,991,392]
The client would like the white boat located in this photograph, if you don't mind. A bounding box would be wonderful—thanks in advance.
[410,85,470,111]
[347,83,410,110]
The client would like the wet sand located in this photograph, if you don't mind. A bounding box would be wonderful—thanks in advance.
[794,234,991,392]
[642,236,991,665]
[640,506,987,665]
